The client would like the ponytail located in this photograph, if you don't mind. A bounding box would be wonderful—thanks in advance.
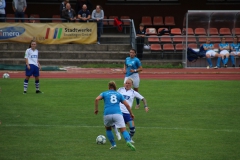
[108,81,117,91]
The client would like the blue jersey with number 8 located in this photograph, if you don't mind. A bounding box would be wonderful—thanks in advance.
[100,90,125,115]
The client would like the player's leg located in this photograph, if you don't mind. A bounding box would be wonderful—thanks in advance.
[131,74,140,109]
[214,52,222,69]
[224,52,229,67]
[112,125,121,140]
[230,52,236,67]
[205,52,213,68]
[104,115,116,149]
[23,64,33,94]
[33,65,42,93]
[123,113,135,142]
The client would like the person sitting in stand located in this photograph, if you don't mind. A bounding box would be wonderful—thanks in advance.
[78,4,90,22]
[62,3,76,22]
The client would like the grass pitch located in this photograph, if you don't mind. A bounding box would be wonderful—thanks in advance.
[0,79,240,160]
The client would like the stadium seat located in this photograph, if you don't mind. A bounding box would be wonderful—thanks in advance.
[170,28,181,35]
[159,35,172,43]
[52,15,62,23]
[30,14,40,22]
[188,43,198,49]
[6,14,15,22]
[158,28,170,35]
[213,43,220,50]
[198,36,208,43]
[141,16,152,26]
[209,28,219,35]
[150,44,162,52]
[210,37,221,43]
[172,36,184,43]
[195,28,206,35]
[103,16,108,26]
[182,28,194,35]
[219,28,231,35]
[163,43,175,51]
[109,16,118,25]
[146,28,157,35]
[225,37,233,42]
[164,16,175,26]
[232,28,240,36]
[187,37,197,43]
[120,16,130,26]
[175,43,185,51]
[153,16,164,26]
[148,35,160,43]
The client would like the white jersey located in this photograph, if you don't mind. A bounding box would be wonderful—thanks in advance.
[24,48,39,67]
[117,87,144,114]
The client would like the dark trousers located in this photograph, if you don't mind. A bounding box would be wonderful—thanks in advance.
[136,37,144,59]
[15,11,25,22]
[97,21,103,42]
[0,14,6,22]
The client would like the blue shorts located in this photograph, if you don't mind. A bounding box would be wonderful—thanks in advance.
[25,64,39,77]
[123,113,133,123]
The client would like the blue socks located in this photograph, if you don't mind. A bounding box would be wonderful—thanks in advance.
[122,130,131,142]
[217,57,222,67]
[106,130,116,146]
[230,55,235,65]
[206,58,212,67]
[224,58,229,65]
[35,80,39,91]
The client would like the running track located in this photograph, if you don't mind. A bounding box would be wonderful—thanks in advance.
[1,68,240,80]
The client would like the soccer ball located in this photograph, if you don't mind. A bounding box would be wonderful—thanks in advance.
[96,135,106,144]
[2,73,10,79]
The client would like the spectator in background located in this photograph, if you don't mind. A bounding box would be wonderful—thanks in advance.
[78,4,90,22]
[75,0,92,13]
[62,3,76,22]
[29,16,35,23]
[136,23,146,60]
[0,0,6,22]
[91,5,104,44]
[59,0,69,19]
[230,36,240,67]
[12,0,27,22]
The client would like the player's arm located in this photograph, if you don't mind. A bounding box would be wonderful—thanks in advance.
[123,64,126,74]
[141,98,149,112]
[203,45,208,51]
[136,66,143,72]
[122,100,134,119]
[95,95,103,115]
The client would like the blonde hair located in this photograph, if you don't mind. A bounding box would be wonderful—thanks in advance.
[126,78,134,85]
[109,81,117,91]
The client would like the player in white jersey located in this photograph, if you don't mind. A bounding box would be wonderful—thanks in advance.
[123,49,143,109]
[219,37,230,68]
[23,40,42,94]
[113,78,149,143]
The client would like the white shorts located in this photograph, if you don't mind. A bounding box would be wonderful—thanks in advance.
[231,51,240,55]
[220,50,229,55]
[104,114,126,128]
[206,50,217,57]
[124,73,140,88]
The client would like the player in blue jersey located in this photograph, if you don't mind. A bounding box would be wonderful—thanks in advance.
[95,81,136,151]
[112,78,149,143]
[203,38,221,69]
[123,49,143,109]
[23,40,42,94]
[230,36,240,67]
[219,37,230,68]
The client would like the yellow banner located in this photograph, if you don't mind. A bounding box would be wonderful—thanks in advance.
[0,23,97,44]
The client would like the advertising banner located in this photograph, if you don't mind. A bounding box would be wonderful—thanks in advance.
[0,23,97,44]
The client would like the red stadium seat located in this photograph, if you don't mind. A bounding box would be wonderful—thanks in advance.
[158,28,169,35]
[219,28,231,35]
[175,43,185,50]
[163,44,174,51]
[148,35,160,43]
[195,28,206,35]
[210,37,221,43]
[150,44,162,51]
[188,43,198,49]
[103,16,108,26]
[213,43,219,50]
[183,28,194,35]
[209,28,219,35]
[141,16,152,26]
[30,14,40,22]
[171,28,181,35]
[232,28,240,36]
[160,35,172,43]
[198,36,208,43]
[153,16,164,26]
[187,37,197,43]
[172,36,184,43]
[225,37,233,42]
[52,15,62,23]
[164,16,175,26]
[109,16,118,25]
[120,16,130,26]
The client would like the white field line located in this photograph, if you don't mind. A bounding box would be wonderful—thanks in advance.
[2,124,240,133]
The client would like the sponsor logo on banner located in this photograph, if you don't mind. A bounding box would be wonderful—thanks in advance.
[0,27,25,40]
